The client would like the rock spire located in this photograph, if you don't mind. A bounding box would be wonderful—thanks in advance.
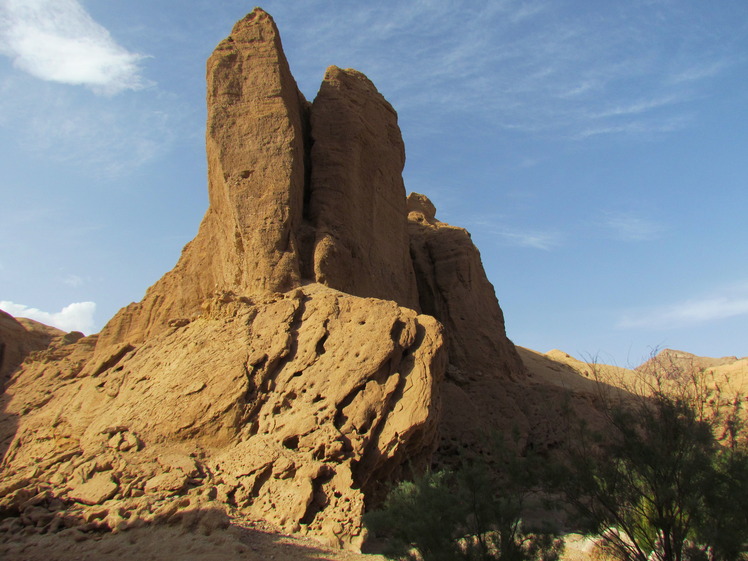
[1,7,526,552]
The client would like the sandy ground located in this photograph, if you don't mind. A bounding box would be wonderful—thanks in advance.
[0,518,388,561]
[1,518,600,561]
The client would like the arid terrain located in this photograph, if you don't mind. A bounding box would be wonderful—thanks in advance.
[1,7,746,561]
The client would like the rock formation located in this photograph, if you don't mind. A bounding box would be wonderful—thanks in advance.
[308,66,419,310]
[1,313,52,379]
[0,7,527,551]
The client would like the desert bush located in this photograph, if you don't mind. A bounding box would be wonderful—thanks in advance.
[365,435,563,561]
[557,353,748,561]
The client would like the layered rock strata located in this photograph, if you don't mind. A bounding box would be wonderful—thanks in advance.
[0,7,524,551]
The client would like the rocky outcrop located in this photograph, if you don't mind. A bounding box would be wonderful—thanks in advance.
[97,9,310,349]
[1,287,443,549]
[97,13,420,352]
[0,311,67,381]
[308,67,419,310]
[407,194,528,461]
[407,194,523,379]
[0,7,525,552]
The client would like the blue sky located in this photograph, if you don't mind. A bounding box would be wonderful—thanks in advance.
[1,0,747,365]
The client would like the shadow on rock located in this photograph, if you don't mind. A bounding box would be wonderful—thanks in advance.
[0,495,374,561]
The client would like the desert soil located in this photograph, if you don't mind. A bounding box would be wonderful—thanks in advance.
[0,517,387,561]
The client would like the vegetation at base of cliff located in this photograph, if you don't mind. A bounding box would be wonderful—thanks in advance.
[364,434,563,561]
[557,354,748,561]
[367,355,748,561]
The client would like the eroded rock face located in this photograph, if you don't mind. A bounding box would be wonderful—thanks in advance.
[96,14,421,353]
[0,6,525,552]
[0,311,66,381]
[97,9,310,349]
[407,193,529,460]
[0,287,443,549]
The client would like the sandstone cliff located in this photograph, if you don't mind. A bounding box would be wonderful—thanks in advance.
[0,7,525,551]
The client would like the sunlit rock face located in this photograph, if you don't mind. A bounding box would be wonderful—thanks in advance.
[0,7,529,552]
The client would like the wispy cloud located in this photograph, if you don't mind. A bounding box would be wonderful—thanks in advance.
[0,300,96,333]
[499,229,562,251]
[279,1,742,140]
[602,212,667,242]
[479,223,562,251]
[0,74,180,175]
[618,283,748,329]
[574,115,692,140]
[62,274,85,288]
[0,0,147,94]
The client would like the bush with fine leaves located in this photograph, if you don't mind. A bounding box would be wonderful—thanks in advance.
[365,442,563,561]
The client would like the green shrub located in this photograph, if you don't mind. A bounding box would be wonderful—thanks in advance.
[558,355,748,561]
[365,437,563,561]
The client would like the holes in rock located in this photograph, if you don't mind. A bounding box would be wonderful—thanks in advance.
[313,444,325,460]
[358,419,372,435]
[315,332,328,355]
[282,435,299,450]
[291,370,303,378]
[299,467,334,525]
[250,466,273,497]
[311,394,323,404]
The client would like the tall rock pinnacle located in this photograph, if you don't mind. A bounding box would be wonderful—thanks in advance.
[98,9,310,348]
[97,8,423,349]
[309,66,420,310]
[0,7,532,553]
[205,9,309,295]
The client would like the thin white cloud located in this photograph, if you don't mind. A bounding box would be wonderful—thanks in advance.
[588,95,682,120]
[618,284,748,329]
[0,0,147,94]
[498,228,562,251]
[469,214,563,251]
[0,300,96,333]
[603,212,667,242]
[669,60,730,85]
[574,114,693,140]
[281,1,739,140]
[0,73,179,175]
[62,274,84,288]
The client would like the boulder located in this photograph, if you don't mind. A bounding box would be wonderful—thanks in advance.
[69,473,118,506]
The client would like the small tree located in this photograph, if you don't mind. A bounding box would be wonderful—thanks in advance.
[558,354,748,561]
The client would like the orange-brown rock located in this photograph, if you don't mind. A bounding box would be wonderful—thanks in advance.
[97,8,310,350]
[0,310,65,380]
[406,193,529,459]
[0,6,530,553]
[0,287,444,549]
[308,67,419,310]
